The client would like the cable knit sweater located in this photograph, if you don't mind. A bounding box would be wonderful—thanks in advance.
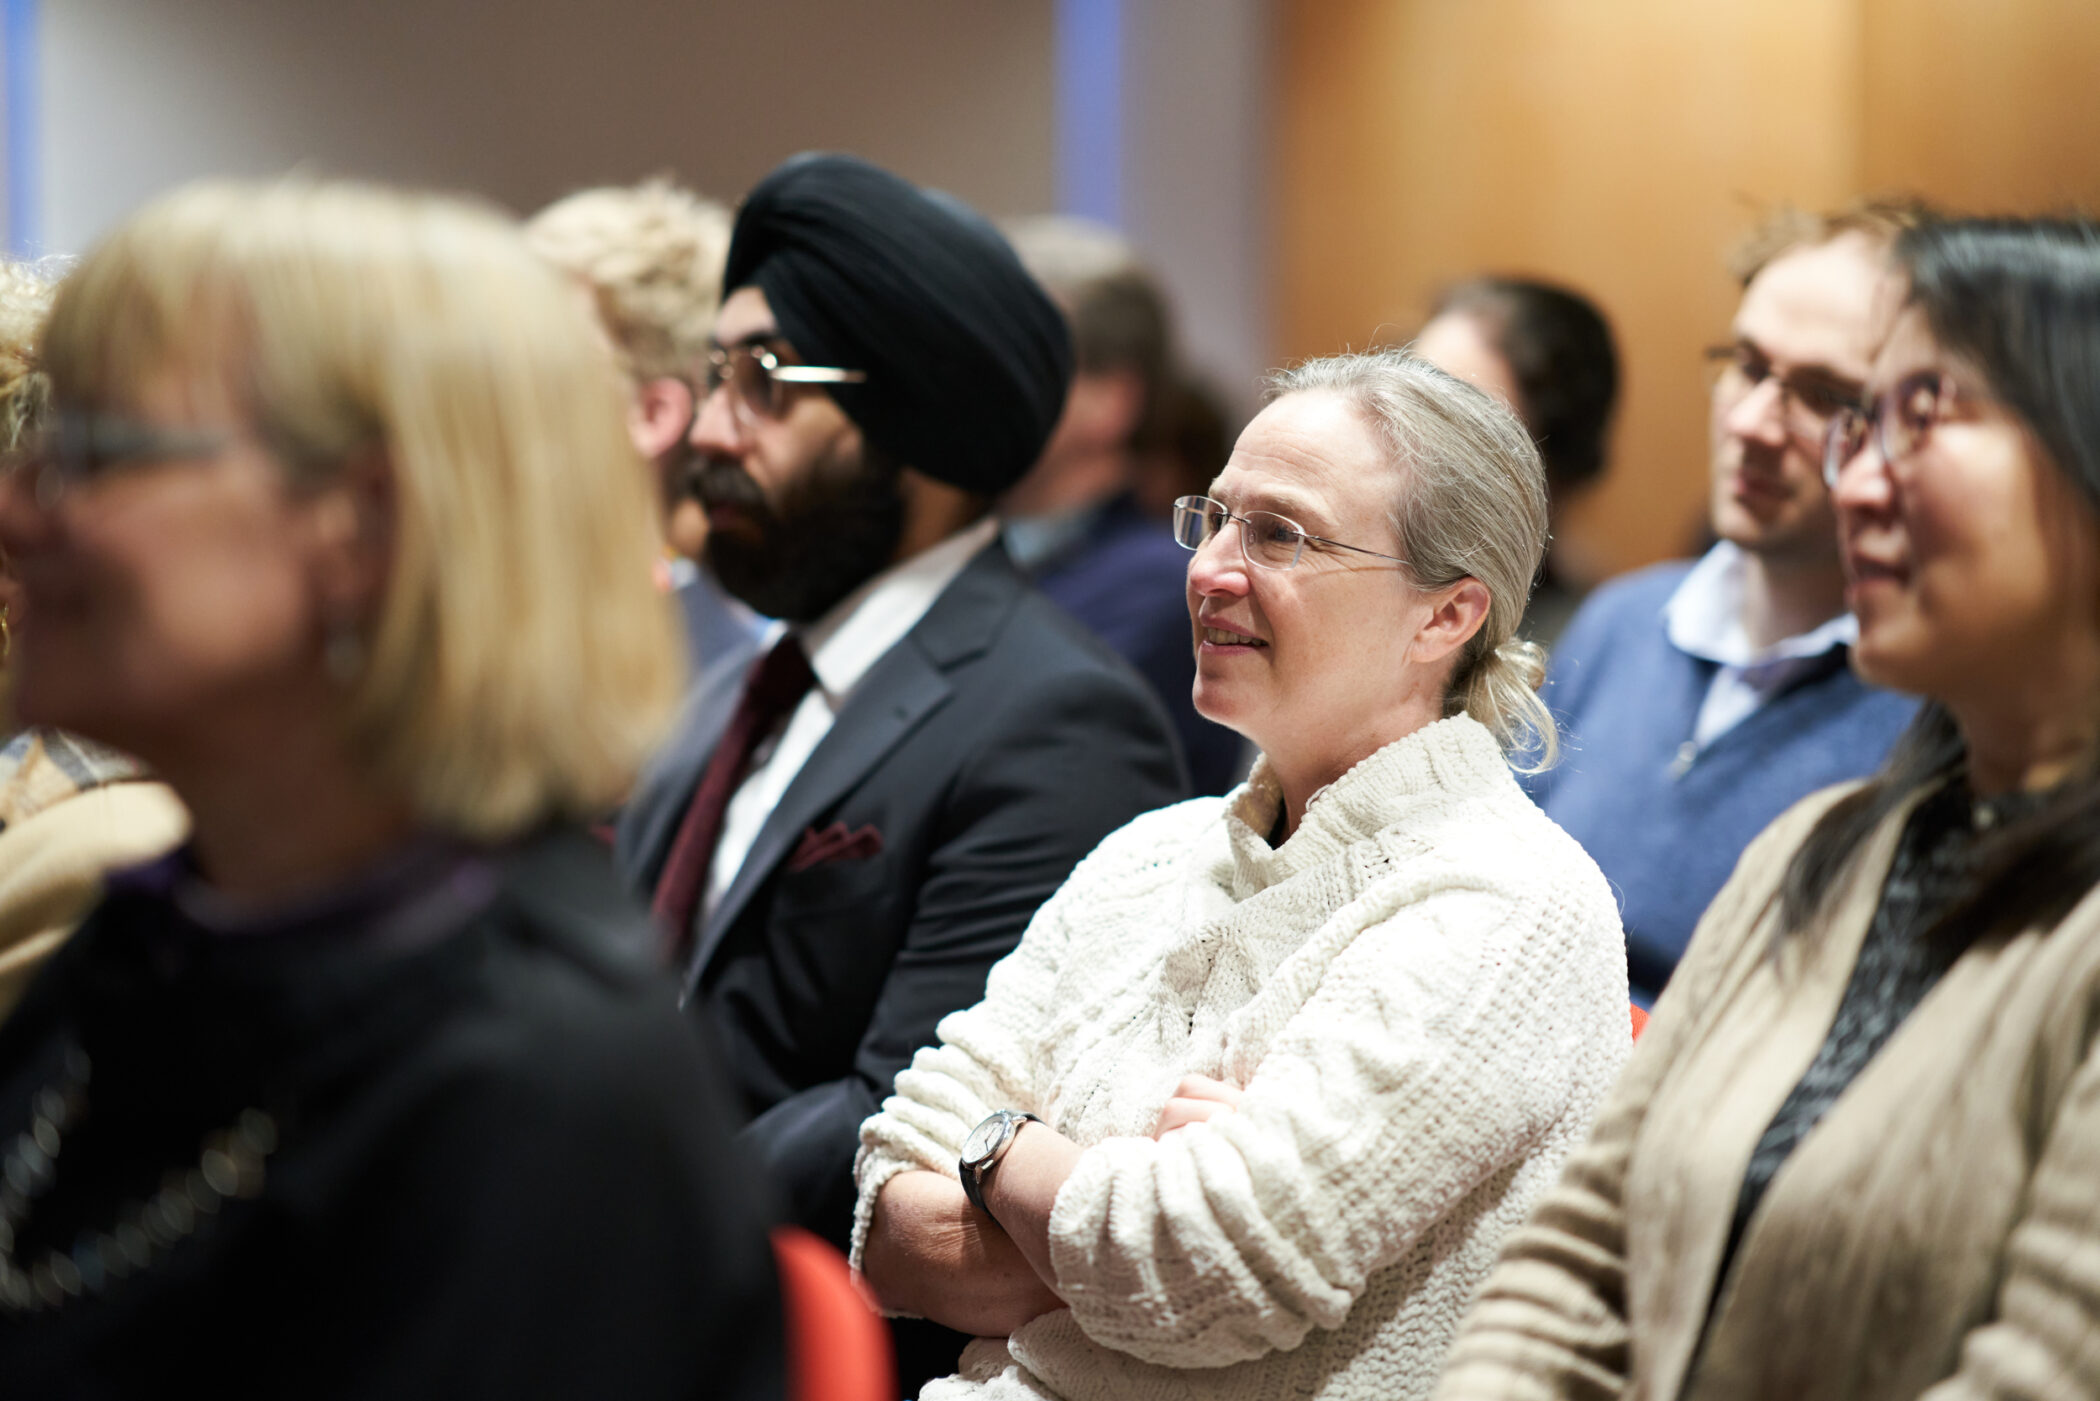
[853,715,1630,1401]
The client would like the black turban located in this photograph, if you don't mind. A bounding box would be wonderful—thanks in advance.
[722,153,1073,496]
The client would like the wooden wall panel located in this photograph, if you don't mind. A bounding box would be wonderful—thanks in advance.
[1861,0,2100,214]
[1278,0,2100,577]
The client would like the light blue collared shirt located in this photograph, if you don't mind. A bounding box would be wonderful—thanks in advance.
[1663,541,1857,751]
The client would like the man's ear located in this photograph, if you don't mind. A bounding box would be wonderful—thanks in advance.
[309,451,396,620]
[629,376,697,461]
[1408,576,1492,668]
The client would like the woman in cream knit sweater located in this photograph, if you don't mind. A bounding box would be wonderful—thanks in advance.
[854,349,1629,1400]
[1435,218,2100,1401]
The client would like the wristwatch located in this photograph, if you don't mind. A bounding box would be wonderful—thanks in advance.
[959,1108,1042,1218]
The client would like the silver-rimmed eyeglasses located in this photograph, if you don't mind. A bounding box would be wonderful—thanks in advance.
[1171,494,1407,572]
[1821,368,1963,489]
[3,410,230,507]
[701,343,866,422]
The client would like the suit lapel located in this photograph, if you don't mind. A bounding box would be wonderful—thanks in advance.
[682,643,950,993]
[680,543,1025,993]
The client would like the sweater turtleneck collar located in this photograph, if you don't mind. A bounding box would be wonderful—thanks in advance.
[1221,714,1515,897]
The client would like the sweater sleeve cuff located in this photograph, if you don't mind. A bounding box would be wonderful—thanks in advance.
[849,1144,924,1276]
[847,1143,935,1318]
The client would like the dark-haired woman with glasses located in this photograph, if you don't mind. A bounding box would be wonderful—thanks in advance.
[851,349,1629,1401]
[1436,216,2100,1401]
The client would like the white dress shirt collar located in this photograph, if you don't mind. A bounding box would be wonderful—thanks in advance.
[702,517,1002,919]
[1664,540,1856,669]
[794,516,1001,702]
[1663,541,1859,753]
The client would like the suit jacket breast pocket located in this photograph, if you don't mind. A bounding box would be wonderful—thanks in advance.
[772,838,897,919]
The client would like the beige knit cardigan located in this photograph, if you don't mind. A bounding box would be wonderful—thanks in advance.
[856,716,1630,1401]
[1435,780,2100,1401]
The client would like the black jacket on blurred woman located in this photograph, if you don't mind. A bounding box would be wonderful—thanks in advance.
[0,830,783,1401]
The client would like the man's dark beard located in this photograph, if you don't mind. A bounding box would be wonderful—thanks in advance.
[657,439,708,521]
[696,441,907,623]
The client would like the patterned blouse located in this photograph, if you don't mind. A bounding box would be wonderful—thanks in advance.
[1718,774,2053,1291]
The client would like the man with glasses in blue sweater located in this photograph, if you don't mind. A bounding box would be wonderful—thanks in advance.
[1529,205,1923,1006]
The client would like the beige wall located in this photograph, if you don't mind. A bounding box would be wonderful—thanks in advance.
[1277,0,2100,578]
[39,0,1057,251]
[34,0,1274,419]
[1860,0,2100,209]
[1121,0,1273,415]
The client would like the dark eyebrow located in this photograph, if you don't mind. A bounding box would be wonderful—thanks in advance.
[710,330,792,355]
[1787,362,1866,403]
[1733,334,1865,400]
[1730,335,1778,369]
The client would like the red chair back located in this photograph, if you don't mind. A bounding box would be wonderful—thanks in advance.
[772,1225,895,1401]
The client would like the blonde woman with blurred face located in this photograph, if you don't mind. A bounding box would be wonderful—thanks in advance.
[854,350,1629,1401]
[0,181,781,1398]
[0,258,186,1022]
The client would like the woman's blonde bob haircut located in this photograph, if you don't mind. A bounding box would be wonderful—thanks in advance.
[40,179,684,840]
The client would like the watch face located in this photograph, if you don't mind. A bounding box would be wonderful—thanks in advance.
[961,1112,1009,1165]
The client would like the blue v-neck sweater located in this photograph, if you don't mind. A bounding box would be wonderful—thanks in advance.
[1525,562,1920,1005]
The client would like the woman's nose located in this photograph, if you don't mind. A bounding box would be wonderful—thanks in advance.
[1831,440,1896,516]
[1186,525,1251,597]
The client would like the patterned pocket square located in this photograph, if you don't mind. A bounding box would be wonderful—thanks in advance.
[787,821,885,873]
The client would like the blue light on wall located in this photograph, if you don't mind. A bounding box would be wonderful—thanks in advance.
[1055,0,1122,228]
[2,0,39,257]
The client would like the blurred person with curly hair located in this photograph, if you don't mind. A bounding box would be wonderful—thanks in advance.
[528,178,764,679]
[0,257,187,1023]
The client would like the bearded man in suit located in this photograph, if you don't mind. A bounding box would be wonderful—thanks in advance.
[617,155,1187,1279]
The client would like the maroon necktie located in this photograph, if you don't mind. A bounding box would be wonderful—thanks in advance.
[651,635,818,962]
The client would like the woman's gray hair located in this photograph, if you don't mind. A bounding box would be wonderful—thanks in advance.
[1268,347,1557,768]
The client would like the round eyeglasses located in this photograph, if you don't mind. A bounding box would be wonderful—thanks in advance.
[700,344,866,423]
[1171,495,1407,572]
[1704,343,1863,454]
[1821,369,1961,490]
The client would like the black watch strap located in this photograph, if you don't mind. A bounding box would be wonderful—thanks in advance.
[961,1154,994,1216]
[960,1111,1041,1219]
